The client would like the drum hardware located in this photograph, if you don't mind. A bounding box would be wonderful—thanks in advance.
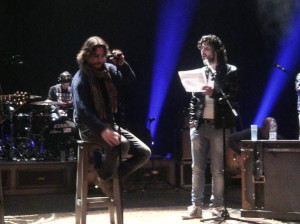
[0,97,76,161]
[29,95,42,100]
[0,106,43,161]
[7,106,26,160]
[30,99,66,106]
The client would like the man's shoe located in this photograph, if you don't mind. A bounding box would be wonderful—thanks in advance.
[211,206,224,217]
[94,176,113,198]
[182,205,202,220]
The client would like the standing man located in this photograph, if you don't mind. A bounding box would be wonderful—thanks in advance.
[72,36,150,197]
[182,34,239,219]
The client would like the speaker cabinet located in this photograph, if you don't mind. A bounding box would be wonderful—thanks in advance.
[125,158,176,190]
[180,128,191,160]
[241,140,300,221]
[180,160,192,188]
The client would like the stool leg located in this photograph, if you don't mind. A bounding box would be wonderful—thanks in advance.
[75,144,83,224]
[80,144,89,224]
[109,205,115,224]
[113,166,123,224]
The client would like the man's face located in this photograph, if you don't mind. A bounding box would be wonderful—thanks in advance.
[200,41,216,63]
[86,47,106,69]
[61,82,70,90]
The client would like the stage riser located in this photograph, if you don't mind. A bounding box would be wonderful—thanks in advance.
[0,161,76,195]
[1,158,176,195]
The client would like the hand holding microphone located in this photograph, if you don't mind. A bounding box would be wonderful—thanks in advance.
[202,59,215,96]
[107,49,125,66]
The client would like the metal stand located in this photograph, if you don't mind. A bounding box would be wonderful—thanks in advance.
[114,61,124,224]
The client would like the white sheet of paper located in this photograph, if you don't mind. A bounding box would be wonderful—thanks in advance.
[178,68,207,92]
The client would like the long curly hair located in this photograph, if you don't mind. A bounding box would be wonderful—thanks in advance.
[76,36,110,68]
[197,34,227,65]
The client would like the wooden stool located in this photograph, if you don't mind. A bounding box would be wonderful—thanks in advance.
[75,140,123,224]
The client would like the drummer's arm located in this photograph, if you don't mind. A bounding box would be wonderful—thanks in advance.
[48,86,57,101]
[47,86,60,113]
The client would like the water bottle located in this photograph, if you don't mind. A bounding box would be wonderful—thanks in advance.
[269,118,277,140]
[68,148,75,161]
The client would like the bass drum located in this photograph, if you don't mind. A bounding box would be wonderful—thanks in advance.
[44,118,78,159]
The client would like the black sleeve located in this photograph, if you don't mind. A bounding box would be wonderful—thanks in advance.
[212,70,239,108]
[107,62,136,85]
[228,129,251,154]
[189,93,197,126]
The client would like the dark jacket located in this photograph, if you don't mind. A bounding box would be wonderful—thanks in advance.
[189,64,239,129]
[71,62,135,136]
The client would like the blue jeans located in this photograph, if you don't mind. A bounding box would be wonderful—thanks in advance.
[190,124,227,206]
[78,123,151,180]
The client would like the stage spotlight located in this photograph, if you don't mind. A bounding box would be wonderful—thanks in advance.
[147,0,198,138]
[254,2,300,126]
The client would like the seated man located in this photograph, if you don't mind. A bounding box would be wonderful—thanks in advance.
[72,36,151,197]
[48,71,73,120]
[47,72,76,157]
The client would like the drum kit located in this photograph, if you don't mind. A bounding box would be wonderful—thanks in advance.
[0,92,77,161]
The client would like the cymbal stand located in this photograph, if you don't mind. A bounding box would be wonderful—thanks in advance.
[7,106,24,160]
[37,127,46,161]
[23,112,37,160]
[0,120,7,160]
[36,115,52,161]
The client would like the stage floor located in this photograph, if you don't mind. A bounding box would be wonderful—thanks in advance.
[2,187,289,224]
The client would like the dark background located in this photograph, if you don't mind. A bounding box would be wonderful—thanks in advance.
[1,0,299,156]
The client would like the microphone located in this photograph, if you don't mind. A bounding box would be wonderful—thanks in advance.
[203,59,216,75]
[274,63,287,73]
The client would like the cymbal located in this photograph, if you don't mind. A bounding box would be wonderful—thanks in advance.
[30,95,42,100]
[30,99,66,106]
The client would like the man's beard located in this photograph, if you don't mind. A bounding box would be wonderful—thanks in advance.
[90,62,103,69]
[207,55,215,63]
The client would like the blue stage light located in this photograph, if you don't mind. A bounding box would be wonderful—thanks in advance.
[254,2,300,126]
[147,0,199,138]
